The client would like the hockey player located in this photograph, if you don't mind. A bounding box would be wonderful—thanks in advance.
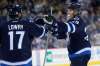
[0,4,45,66]
[46,3,91,66]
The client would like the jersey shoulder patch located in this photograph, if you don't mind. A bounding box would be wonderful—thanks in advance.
[72,16,80,25]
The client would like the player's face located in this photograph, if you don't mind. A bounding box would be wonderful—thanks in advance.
[67,9,74,20]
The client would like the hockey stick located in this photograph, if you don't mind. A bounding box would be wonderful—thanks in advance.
[43,31,51,66]
[43,7,53,66]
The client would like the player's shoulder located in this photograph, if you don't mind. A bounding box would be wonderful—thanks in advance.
[19,17,37,29]
[73,16,80,24]
[69,15,83,25]
[18,17,34,24]
[73,16,80,21]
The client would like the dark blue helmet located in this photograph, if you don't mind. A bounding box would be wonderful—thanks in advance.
[7,4,22,19]
[67,2,81,11]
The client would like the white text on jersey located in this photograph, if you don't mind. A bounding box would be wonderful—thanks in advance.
[8,25,23,30]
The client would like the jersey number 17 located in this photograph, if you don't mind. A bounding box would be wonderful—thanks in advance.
[8,31,25,50]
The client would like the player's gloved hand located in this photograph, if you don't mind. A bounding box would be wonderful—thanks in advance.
[43,15,54,25]
[41,15,55,32]
[34,15,54,32]
[51,21,67,39]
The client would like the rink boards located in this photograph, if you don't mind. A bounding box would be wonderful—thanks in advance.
[32,46,100,66]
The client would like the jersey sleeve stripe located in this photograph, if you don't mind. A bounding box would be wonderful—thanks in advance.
[66,23,71,32]
[70,22,76,33]
[38,26,45,38]
[66,22,76,33]
[68,23,73,32]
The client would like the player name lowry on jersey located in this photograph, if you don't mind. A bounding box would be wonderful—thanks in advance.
[8,25,23,30]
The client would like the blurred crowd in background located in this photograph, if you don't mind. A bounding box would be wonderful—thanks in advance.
[0,0,100,49]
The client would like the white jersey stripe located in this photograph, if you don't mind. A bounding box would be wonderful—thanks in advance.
[66,23,71,32]
[66,23,76,33]
[39,26,45,38]
[70,23,76,33]
[0,57,32,65]
[75,47,91,54]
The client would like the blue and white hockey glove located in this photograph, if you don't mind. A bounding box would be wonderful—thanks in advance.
[43,15,54,25]
[34,15,54,32]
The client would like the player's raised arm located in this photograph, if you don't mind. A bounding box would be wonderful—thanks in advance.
[52,20,78,34]
[32,15,54,38]
[41,3,81,39]
[29,22,45,38]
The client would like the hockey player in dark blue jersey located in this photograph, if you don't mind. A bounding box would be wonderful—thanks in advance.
[0,4,45,66]
[45,3,91,66]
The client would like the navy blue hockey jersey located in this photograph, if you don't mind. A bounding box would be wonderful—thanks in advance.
[0,17,45,65]
[65,16,91,54]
